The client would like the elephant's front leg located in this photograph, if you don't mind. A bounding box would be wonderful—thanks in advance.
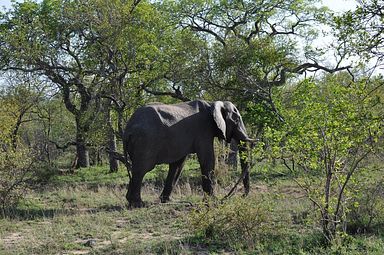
[197,148,215,196]
[160,156,186,203]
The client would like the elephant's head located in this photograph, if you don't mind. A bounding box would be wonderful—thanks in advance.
[212,101,253,143]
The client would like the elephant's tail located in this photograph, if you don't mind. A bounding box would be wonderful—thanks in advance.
[122,132,133,172]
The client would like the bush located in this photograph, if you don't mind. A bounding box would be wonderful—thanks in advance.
[189,196,271,251]
[0,145,34,214]
[347,176,384,234]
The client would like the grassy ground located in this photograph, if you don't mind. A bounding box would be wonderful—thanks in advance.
[0,161,383,254]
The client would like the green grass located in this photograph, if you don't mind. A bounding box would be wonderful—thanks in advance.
[51,159,202,186]
[0,161,383,254]
[51,165,129,186]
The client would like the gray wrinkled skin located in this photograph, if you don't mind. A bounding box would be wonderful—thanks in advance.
[123,100,251,208]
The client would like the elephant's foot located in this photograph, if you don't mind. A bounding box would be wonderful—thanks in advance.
[128,199,146,209]
[242,189,250,197]
[159,195,171,203]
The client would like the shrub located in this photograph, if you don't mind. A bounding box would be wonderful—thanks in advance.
[347,172,384,234]
[189,196,271,251]
[0,145,35,215]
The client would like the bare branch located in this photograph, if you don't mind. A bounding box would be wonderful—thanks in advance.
[106,148,132,173]
[48,140,77,151]
[140,83,191,102]
[130,0,142,14]
[290,62,351,74]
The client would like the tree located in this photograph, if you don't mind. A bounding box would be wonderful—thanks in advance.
[164,0,351,116]
[159,0,353,171]
[264,75,384,240]
[0,0,166,169]
[333,0,384,71]
[34,94,77,166]
[0,73,45,149]
[1,0,100,167]
[0,83,35,212]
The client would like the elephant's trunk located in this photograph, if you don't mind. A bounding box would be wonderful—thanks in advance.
[221,143,250,200]
[238,141,250,196]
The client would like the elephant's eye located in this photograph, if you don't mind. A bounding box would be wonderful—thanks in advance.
[232,114,240,124]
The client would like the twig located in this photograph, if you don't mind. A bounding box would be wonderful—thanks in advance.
[221,168,249,201]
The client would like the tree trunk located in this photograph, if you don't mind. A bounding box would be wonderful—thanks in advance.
[75,130,90,168]
[105,100,119,172]
[107,129,119,172]
[322,166,333,241]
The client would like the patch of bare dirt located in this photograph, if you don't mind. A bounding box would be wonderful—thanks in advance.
[1,232,24,248]
[280,185,305,198]
[253,184,269,193]
[62,250,89,255]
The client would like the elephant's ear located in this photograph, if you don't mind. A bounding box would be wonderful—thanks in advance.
[212,101,226,140]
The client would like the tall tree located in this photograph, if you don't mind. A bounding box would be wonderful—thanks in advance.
[264,75,384,240]
[164,0,351,116]
[0,0,165,169]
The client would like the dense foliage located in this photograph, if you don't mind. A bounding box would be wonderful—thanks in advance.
[0,0,383,253]
[263,75,383,240]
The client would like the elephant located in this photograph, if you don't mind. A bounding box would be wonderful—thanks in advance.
[123,100,253,208]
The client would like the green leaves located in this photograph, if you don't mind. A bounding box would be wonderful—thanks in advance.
[280,77,381,168]
[332,0,384,68]
[258,74,384,238]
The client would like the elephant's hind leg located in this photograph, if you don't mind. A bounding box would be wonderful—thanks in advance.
[160,156,186,203]
[126,169,146,208]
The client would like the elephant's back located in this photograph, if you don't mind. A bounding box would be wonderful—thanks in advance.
[124,106,161,135]
[129,100,210,127]
[123,100,216,165]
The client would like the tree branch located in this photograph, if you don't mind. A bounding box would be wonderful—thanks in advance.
[140,83,191,102]
[48,140,77,151]
[106,148,132,173]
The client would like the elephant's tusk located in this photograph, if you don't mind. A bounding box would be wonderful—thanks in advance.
[244,137,258,143]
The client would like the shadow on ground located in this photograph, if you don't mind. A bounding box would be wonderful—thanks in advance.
[1,204,127,220]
